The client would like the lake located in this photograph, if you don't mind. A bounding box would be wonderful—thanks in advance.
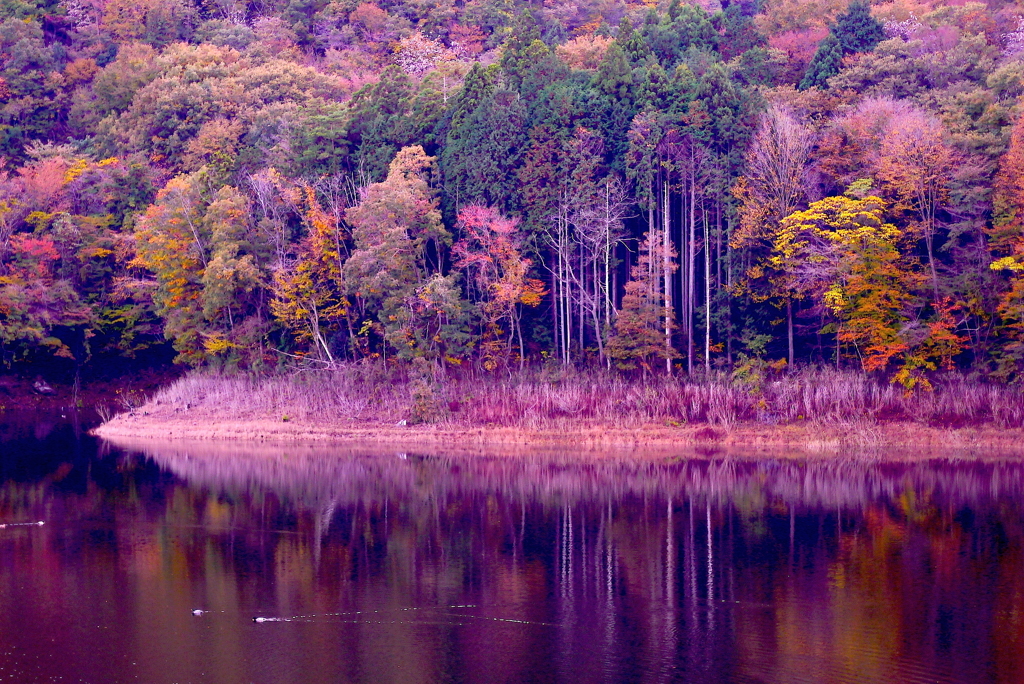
[1,410,1023,684]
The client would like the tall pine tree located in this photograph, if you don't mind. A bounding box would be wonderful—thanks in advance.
[799,1,884,90]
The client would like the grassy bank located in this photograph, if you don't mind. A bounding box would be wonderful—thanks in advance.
[91,366,1024,450]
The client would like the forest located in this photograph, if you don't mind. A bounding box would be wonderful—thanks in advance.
[4,0,1024,390]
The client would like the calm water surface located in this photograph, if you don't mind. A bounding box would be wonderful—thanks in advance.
[2,410,1024,684]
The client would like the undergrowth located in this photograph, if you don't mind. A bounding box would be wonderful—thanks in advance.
[143,365,1024,430]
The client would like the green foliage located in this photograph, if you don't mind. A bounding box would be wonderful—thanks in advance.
[799,0,883,91]
[799,32,843,90]
[499,10,542,90]
[343,145,470,363]
[134,170,269,366]
[833,0,884,55]
[441,88,527,214]
[642,2,717,69]
[346,66,421,181]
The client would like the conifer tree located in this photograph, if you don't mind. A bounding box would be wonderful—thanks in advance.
[834,0,885,54]
[608,233,678,374]
[799,1,883,90]
[799,33,843,90]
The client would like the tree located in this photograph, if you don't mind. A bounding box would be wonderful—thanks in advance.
[345,145,464,363]
[608,232,678,374]
[642,1,716,69]
[0,232,92,364]
[770,194,960,386]
[441,88,527,215]
[499,9,541,91]
[876,108,956,304]
[990,115,1024,254]
[393,32,456,77]
[272,183,350,365]
[734,105,813,242]
[345,66,435,182]
[201,187,261,324]
[135,171,268,365]
[799,0,883,90]
[0,17,63,158]
[132,173,211,364]
[732,105,813,365]
[832,0,884,54]
[990,253,1024,381]
[556,34,614,71]
[523,125,623,364]
[799,32,843,90]
[989,119,1024,379]
[452,204,544,370]
[591,42,636,170]
[626,112,673,372]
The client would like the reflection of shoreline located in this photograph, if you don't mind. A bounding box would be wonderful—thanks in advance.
[93,415,1024,453]
[113,437,1024,512]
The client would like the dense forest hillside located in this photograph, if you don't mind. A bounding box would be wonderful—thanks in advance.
[3,0,1024,388]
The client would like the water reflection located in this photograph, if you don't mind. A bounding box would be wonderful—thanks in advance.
[2,424,1023,683]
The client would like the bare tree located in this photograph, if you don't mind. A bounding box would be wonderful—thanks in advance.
[248,169,294,272]
[733,104,814,366]
[568,175,630,364]
[877,107,956,304]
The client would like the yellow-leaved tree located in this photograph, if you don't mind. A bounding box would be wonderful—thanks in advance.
[271,183,350,365]
[772,194,963,389]
[134,170,267,366]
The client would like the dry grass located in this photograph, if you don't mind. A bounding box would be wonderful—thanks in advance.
[142,366,1024,431]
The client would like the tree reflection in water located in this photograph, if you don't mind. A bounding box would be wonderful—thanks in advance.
[1,434,1023,683]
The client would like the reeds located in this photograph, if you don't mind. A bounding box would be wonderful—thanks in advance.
[144,365,1024,430]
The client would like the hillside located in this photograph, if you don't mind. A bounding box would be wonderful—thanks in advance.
[2,0,1024,390]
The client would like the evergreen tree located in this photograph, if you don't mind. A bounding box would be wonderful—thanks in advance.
[616,17,652,66]
[446,63,498,133]
[834,0,884,54]
[593,42,637,170]
[799,32,843,90]
[500,10,542,91]
[643,1,717,69]
[346,66,417,182]
[799,1,883,90]
[441,89,528,215]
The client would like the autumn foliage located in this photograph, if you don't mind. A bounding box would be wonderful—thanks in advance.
[0,0,1023,391]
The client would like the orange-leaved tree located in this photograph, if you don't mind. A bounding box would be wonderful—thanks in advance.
[771,196,913,377]
[607,232,678,375]
[772,194,964,389]
[135,171,268,366]
[453,204,545,370]
[271,183,350,365]
[989,115,1024,380]
[133,173,210,364]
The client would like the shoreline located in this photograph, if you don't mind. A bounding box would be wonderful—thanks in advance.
[92,411,1024,457]
[0,368,180,413]
[89,370,1024,459]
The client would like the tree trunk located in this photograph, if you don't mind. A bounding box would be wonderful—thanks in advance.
[787,298,794,369]
[662,173,673,376]
[688,173,697,375]
[925,229,940,304]
[704,208,711,373]
[726,215,733,367]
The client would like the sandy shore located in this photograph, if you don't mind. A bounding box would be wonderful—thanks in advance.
[92,407,1024,457]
